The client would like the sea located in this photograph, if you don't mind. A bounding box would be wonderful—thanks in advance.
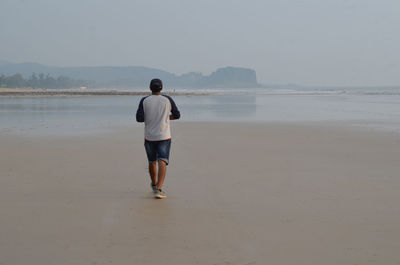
[1,86,400,135]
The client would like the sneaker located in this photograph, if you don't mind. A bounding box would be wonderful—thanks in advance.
[154,189,167,199]
[151,183,157,193]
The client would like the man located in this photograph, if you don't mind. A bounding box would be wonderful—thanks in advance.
[136,79,180,199]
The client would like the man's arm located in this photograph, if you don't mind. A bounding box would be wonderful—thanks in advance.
[164,95,180,120]
[136,97,146,122]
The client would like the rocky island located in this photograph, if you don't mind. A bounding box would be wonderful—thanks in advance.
[0,61,260,89]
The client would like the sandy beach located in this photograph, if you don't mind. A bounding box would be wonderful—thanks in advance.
[1,122,400,265]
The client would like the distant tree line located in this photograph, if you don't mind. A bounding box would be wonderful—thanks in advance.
[0,73,91,89]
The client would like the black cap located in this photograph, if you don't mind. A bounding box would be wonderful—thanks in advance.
[150,78,163,92]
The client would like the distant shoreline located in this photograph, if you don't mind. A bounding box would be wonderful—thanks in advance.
[0,88,212,97]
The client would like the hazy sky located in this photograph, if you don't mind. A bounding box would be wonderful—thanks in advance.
[1,0,399,86]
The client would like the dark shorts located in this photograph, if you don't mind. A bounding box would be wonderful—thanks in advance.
[144,139,171,165]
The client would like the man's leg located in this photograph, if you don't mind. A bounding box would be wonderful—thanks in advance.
[144,140,157,189]
[148,162,157,186]
[156,160,167,190]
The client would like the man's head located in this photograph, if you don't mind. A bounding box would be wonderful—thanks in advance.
[150,78,163,93]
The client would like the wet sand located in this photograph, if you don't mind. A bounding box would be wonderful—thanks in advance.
[1,122,400,265]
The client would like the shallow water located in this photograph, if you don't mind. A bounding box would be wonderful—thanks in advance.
[1,89,400,135]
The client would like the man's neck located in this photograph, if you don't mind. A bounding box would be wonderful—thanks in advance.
[152,92,161,95]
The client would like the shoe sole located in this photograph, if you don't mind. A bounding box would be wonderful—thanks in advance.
[155,194,167,199]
